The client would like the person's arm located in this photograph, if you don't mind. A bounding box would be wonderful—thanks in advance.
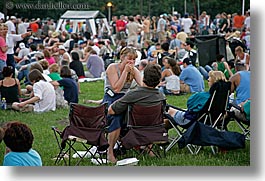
[106,63,130,93]
[245,54,250,70]
[21,31,31,39]
[0,38,8,52]
[229,73,239,93]
[16,79,22,96]
[0,45,8,53]
[132,67,143,86]
[108,106,115,115]
[18,96,40,108]
[223,61,234,77]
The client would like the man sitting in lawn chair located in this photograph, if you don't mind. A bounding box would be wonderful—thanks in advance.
[107,64,166,164]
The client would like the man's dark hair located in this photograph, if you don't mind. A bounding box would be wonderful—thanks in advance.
[3,121,34,152]
[143,64,161,88]
[161,42,169,51]
[2,66,13,77]
[60,65,72,78]
[30,62,43,73]
[186,40,194,48]
[28,69,45,83]
[30,44,37,51]
[71,51,80,61]
[216,54,224,62]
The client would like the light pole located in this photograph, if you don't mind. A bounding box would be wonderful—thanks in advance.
[107,2,112,24]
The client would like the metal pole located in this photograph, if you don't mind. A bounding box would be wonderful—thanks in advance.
[197,0,200,20]
[108,6,111,23]
[242,0,245,15]
[184,0,187,14]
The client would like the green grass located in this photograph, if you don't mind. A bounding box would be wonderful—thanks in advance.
[0,80,250,166]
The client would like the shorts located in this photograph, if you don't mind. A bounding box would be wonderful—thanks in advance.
[103,92,126,132]
[116,31,126,40]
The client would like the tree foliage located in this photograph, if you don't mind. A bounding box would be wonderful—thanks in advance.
[0,0,250,21]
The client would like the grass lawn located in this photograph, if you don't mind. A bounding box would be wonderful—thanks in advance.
[0,80,250,166]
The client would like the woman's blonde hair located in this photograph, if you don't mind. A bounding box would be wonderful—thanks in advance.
[235,46,243,53]
[49,63,60,73]
[120,47,138,61]
[208,71,226,83]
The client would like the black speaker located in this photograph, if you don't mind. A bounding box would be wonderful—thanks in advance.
[195,35,227,67]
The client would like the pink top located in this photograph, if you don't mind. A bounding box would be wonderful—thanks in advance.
[0,37,7,61]
[45,56,56,65]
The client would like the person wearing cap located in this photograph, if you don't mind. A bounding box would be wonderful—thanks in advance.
[179,57,204,93]
[156,14,167,43]
[45,31,60,47]
[169,33,181,50]
[14,42,30,63]
[5,16,17,34]
[58,45,71,64]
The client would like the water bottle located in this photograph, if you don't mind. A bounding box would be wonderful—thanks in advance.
[2,97,7,110]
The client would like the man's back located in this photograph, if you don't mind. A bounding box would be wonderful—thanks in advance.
[180,65,205,93]
[235,71,250,104]
[86,54,105,78]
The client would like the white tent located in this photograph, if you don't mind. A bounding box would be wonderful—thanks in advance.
[56,10,111,38]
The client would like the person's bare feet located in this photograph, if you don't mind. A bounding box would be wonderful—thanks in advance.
[107,154,117,164]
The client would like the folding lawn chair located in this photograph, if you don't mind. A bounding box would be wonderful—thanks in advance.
[120,102,169,158]
[164,105,195,153]
[51,103,109,166]
[228,102,250,140]
[166,80,233,154]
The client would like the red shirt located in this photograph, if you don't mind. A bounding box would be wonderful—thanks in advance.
[233,15,245,29]
[30,23,39,32]
[116,20,126,32]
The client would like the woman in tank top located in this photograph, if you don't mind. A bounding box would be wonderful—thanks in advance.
[235,46,250,71]
[0,66,21,107]
[159,56,181,95]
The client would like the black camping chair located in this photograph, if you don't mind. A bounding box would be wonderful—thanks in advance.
[227,101,250,140]
[166,80,233,154]
[51,103,109,166]
[120,102,169,158]
[164,105,195,153]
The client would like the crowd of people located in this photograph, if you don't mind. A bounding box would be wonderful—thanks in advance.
[0,9,251,165]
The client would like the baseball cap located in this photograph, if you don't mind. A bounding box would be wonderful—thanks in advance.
[183,57,192,65]
[58,45,66,51]
[19,42,25,49]
[10,16,16,20]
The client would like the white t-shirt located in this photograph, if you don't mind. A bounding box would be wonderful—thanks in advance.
[6,34,23,54]
[18,22,30,34]
[32,80,56,112]
[181,18,193,34]
[5,20,16,34]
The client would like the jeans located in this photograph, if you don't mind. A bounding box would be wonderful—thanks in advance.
[7,54,15,77]
[198,65,212,80]
[0,60,7,80]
